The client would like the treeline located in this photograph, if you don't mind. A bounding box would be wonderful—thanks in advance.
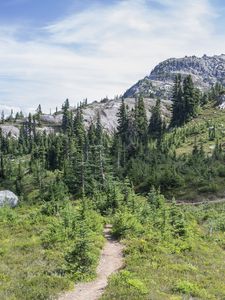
[1,75,225,203]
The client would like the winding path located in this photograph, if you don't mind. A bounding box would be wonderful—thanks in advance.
[58,224,123,300]
[176,198,225,206]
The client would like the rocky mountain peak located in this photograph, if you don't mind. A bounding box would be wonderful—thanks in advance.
[124,54,225,99]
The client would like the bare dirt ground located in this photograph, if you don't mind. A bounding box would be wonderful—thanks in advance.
[176,198,225,206]
[58,224,123,300]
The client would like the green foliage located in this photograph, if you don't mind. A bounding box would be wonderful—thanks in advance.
[102,199,225,300]
[172,280,208,298]
[110,270,148,295]
[112,210,143,238]
[171,74,200,127]
[0,202,104,300]
[1,93,225,300]
[148,99,163,139]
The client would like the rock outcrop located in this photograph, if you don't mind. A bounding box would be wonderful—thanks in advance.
[0,125,20,139]
[77,98,171,133]
[34,98,172,134]
[124,54,225,99]
[0,190,19,208]
[4,54,225,134]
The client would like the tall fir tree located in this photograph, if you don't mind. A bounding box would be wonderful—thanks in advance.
[117,98,128,143]
[62,99,72,134]
[148,99,163,139]
[171,74,184,126]
[183,75,199,121]
[135,96,148,143]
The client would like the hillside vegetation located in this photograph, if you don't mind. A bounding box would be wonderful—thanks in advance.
[0,75,225,299]
[102,194,225,300]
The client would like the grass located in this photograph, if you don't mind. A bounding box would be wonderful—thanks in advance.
[0,203,104,300]
[174,105,225,156]
[101,202,225,300]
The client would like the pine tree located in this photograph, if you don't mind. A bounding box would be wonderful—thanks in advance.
[135,96,148,142]
[15,161,24,196]
[117,98,128,143]
[183,75,199,121]
[148,99,163,139]
[73,108,86,147]
[1,111,5,124]
[36,104,42,114]
[171,74,184,126]
[0,153,5,179]
[170,199,187,237]
[95,111,103,145]
[62,99,72,134]
[36,104,42,126]
[171,75,199,127]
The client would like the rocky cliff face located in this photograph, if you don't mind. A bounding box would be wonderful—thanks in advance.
[80,98,171,133]
[0,98,172,137]
[41,98,171,133]
[124,54,225,99]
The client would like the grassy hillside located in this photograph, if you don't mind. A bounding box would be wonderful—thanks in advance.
[101,197,225,300]
[1,99,225,299]
[0,202,104,300]
[174,105,225,156]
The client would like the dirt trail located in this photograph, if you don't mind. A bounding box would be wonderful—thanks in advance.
[176,198,225,206]
[58,224,123,300]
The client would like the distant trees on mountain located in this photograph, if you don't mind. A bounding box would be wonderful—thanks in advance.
[170,75,200,127]
[1,73,225,203]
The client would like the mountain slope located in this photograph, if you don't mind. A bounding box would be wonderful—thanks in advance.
[124,54,225,98]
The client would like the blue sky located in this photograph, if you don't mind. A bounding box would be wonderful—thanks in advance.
[0,0,225,113]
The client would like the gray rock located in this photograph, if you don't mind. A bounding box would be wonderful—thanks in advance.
[0,125,20,139]
[218,93,225,109]
[40,114,63,124]
[124,54,225,99]
[36,126,55,135]
[80,97,171,133]
[40,98,171,134]
[0,190,19,208]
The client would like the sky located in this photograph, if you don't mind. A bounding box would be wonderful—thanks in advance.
[0,0,225,114]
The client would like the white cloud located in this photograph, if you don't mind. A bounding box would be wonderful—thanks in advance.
[0,0,224,112]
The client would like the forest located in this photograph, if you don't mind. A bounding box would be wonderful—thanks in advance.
[0,75,225,299]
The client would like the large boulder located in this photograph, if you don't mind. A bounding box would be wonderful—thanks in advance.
[0,190,19,208]
[218,93,225,109]
[40,114,63,124]
[0,125,20,139]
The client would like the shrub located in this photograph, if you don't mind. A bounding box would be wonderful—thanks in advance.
[173,280,208,298]
[113,270,148,295]
[198,183,219,193]
[112,210,143,238]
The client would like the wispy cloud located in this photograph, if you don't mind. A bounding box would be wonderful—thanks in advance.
[0,0,224,113]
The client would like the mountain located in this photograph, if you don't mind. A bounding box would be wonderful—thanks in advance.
[124,54,225,99]
[3,54,225,137]
[0,98,172,138]
[40,97,171,133]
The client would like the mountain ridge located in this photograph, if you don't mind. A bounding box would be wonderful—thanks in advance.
[124,54,225,99]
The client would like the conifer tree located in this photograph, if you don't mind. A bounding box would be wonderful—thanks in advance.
[73,108,86,148]
[15,161,24,196]
[117,98,128,143]
[148,99,163,139]
[62,99,72,134]
[183,75,199,121]
[135,96,148,142]
[0,153,5,179]
[171,74,200,127]
[171,74,184,126]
